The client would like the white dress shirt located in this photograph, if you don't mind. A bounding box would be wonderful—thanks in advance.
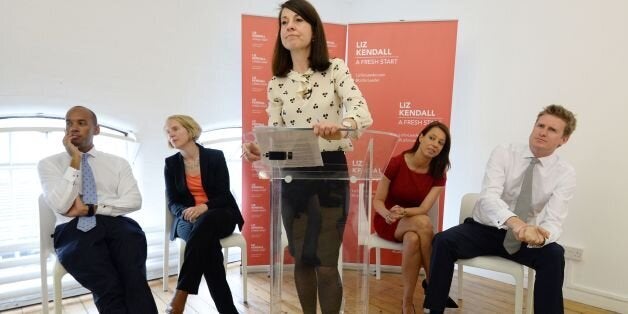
[472,143,576,245]
[38,148,142,226]
[266,58,373,152]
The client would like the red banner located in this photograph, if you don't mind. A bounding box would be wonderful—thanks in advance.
[347,21,458,265]
[242,16,457,266]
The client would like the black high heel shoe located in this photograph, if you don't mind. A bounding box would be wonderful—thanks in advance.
[422,279,459,308]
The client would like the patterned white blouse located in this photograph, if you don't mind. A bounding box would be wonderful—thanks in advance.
[266,58,373,152]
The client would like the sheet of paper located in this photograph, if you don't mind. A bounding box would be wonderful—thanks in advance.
[253,126,323,168]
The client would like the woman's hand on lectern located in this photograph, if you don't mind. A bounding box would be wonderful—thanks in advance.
[242,142,261,161]
[313,121,343,140]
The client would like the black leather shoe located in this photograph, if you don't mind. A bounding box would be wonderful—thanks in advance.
[422,279,459,308]
[445,296,459,308]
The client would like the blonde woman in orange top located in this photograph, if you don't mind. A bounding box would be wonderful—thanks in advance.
[164,115,244,314]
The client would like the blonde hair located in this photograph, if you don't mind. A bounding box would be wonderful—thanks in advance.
[165,115,202,148]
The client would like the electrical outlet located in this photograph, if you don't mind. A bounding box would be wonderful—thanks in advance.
[563,245,583,261]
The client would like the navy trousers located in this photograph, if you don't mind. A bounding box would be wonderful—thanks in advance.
[54,215,157,314]
[425,218,565,314]
[175,208,238,314]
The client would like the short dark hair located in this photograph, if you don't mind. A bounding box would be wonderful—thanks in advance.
[272,0,331,77]
[403,121,452,179]
[537,104,577,137]
[67,105,98,125]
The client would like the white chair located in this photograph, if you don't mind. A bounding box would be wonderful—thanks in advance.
[38,195,70,314]
[163,204,248,303]
[368,200,440,279]
[456,193,535,314]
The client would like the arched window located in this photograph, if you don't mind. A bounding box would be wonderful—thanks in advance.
[198,126,243,264]
[198,127,242,208]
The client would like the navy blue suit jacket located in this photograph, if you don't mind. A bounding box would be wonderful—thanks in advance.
[164,144,244,241]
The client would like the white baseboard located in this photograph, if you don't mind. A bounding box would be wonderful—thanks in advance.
[564,287,628,313]
[453,264,628,313]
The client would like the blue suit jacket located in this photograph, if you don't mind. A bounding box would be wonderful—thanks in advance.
[164,144,244,241]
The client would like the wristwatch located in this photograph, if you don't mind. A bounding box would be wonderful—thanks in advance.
[341,119,355,129]
[341,119,355,138]
[86,204,96,217]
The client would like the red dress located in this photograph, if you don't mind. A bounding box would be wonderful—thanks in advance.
[373,154,446,242]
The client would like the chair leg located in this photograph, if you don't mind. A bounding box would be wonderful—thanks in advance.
[514,268,525,314]
[41,258,50,314]
[223,247,229,271]
[240,244,248,303]
[163,239,170,292]
[526,268,535,314]
[457,264,463,301]
[375,247,381,280]
[53,262,65,314]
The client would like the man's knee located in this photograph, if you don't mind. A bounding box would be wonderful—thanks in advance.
[432,229,456,247]
[542,243,565,264]
[128,229,148,247]
[432,231,444,246]
[527,243,565,277]
[118,218,147,245]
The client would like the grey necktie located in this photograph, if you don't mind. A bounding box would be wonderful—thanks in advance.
[503,157,539,254]
[77,153,97,232]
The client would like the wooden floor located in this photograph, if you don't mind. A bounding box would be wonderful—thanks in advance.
[5,264,614,314]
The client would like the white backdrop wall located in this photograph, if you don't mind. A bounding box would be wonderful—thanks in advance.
[1,0,626,311]
[348,1,628,311]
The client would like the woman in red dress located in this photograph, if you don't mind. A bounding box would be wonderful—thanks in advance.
[373,121,456,313]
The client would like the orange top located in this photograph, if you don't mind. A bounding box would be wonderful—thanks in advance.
[185,174,209,205]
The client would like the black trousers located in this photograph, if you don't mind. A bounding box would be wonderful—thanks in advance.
[175,208,238,314]
[425,218,565,314]
[54,215,157,314]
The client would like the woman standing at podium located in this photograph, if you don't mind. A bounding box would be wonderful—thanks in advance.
[244,0,372,312]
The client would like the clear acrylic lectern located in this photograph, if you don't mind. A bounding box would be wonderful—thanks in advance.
[249,127,399,313]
